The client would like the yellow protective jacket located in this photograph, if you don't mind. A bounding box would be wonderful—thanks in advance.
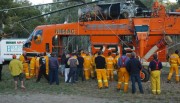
[35,57,40,68]
[9,59,23,76]
[84,55,92,69]
[30,57,36,69]
[105,56,115,69]
[19,55,25,63]
[115,55,120,64]
[91,54,97,66]
[169,53,180,65]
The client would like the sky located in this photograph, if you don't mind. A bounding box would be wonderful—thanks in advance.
[28,0,53,5]
[28,0,177,5]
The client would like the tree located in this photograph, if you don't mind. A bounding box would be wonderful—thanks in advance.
[0,0,45,38]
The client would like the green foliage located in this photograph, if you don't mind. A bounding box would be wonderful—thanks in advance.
[0,0,45,38]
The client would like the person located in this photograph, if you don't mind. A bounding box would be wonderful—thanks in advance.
[76,52,84,81]
[60,53,66,76]
[36,53,49,82]
[43,52,49,75]
[117,50,130,92]
[0,55,4,81]
[9,54,25,90]
[114,52,120,70]
[95,51,108,89]
[35,54,40,78]
[30,55,36,77]
[49,52,59,85]
[66,53,79,83]
[105,52,115,81]
[148,53,162,95]
[83,51,92,80]
[64,53,70,82]
[81,50,86,58]
[19,51,30,79]
[167,50,180,83]
[91,52,98,79]
[126,52,144,94]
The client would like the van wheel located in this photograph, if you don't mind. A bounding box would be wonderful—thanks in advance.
[140,68,150,82]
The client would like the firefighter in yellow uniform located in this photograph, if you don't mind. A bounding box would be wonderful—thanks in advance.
[148,53,162,95]
[30,56,36,77]
[95,51,108,89]
[114,52,120,70]
[167,50,180,83]
[43,52,49,75]
[35,54,40,78]
[19,52,30,79]
[117,50,130,92]
[91,52,98,79]
[84,52,92,80]
[105,52,115,81]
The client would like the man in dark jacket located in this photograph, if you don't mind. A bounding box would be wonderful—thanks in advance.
[76,53,84,81]
[126,52,144,94]
[36,53,49,82]
[95,51,108,89]
[49,52,60,85]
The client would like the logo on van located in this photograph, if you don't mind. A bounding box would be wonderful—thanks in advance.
[17,41,24,44]
[6,41,16,44]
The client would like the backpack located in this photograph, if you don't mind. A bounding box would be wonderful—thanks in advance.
[121,57,127,67]
[153,60,159,70]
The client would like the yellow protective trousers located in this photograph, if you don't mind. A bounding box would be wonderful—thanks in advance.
[107,69,114,81]
[117,67,129,92]
[23,63,30,79]
[167,64,179,82]
[35,57,40,78]
[151,70,161,95]
[84,68,90,80]
[90,67,95,78]
[96,69,108,88]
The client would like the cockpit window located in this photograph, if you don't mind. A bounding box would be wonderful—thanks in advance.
[23,31,35,48]
[34,30,43,37]
[33,30,43,44]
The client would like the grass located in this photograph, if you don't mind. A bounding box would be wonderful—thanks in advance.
[1,64,180,102]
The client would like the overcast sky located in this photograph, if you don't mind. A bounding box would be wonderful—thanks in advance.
[28,0,177,5]
[28,0,52,5]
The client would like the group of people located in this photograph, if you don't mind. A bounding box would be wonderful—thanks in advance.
[8,52,60,90]
[59,50,161,94]
[5,49,180,95]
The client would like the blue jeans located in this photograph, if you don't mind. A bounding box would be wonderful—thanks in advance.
[131,74,143,93]
[49,68,59,85]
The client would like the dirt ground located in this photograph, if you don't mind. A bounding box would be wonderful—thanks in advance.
[0,93,119,103]
[1,65,180,103]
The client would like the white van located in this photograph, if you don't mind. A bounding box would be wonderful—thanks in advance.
[0,39,26,61]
